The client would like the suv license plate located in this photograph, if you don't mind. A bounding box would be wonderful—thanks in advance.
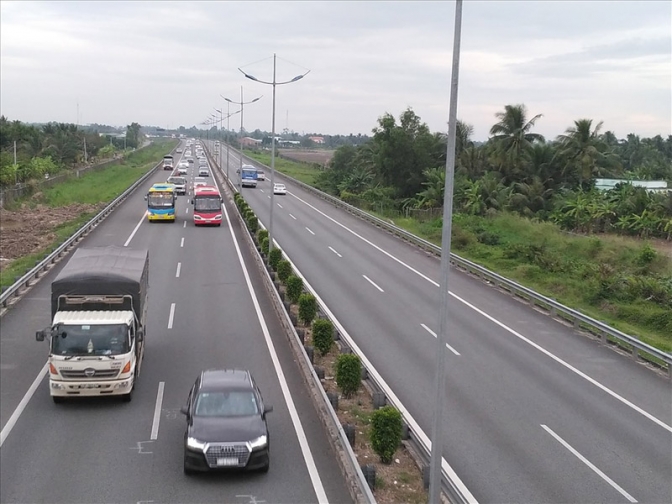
[217,458,238,466]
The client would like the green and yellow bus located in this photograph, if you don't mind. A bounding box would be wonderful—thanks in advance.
[145,183,176,222]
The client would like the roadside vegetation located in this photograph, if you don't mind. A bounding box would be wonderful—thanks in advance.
[243,150,320,185]
[0,140,178,288]
[231,105,672,351]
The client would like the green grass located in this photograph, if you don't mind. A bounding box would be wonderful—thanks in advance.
[0,140,178,289]
[235,149,672,352]
[242,150,321,185]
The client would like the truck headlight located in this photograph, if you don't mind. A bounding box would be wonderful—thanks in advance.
[248,435,267,450]
[187,437,206,450]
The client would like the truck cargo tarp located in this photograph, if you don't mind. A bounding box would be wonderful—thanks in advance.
[51,247,148,320]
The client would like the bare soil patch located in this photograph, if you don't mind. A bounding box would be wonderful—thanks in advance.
[278,149,335,165]
[0,201,104,271]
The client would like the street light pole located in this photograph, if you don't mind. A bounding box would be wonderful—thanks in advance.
[428,1,464,503]
[214,108,223,170]
[240,54,309,259]
[223,89,262,192]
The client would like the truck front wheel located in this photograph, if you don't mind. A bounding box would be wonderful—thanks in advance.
[52,396,64,404]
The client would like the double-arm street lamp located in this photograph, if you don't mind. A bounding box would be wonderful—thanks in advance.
[216,102,241,182]
[222,88,262,191]
[240,54,309,258]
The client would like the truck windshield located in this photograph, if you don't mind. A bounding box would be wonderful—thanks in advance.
[52,324,130,356]
[242,169,256,178]
[194,197,221,212]
[147,193,175,208]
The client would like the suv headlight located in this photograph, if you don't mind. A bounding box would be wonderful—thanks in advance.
[248,435,267,450]
[187,437,206,450]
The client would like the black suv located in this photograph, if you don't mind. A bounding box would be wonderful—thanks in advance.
[181,369,272,474]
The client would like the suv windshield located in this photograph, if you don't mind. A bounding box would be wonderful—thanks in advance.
[194,390,259,417]
[52,324,130,356]
[168,177,186,185]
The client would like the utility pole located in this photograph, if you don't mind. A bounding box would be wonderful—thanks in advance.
[13,140,18,185]
[84,137,88,164]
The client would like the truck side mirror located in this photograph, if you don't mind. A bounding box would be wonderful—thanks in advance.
[137,329,144,342]
[36,330,45,342]
[190,199,194,205]
[144,195,148,201]
[180,406,189,416]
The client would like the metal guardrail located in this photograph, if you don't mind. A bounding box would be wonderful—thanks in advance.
[202,142,377,504]
[231,147,672,377]
[0,145,174,311]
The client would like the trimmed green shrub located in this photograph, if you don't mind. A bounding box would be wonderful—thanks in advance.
[312,318,334,356]
[370,406,403,464]
[298,293,317,325]
[286,275,303,303]
[244,209,255,221]
[269,247,282,270]
[277,259,292,282]
[335,353,361,397]
[246,214,258,233]
[257,229,268,245]
[261,237,270,256]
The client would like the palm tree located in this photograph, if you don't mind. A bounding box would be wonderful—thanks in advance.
[508,176,555,217]
[416,167,445,208]
[556,119,621,186]
[455,120,474,158]
[489,104,545,182]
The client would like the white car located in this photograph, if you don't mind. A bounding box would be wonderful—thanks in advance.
[193,178,208,190]
[273,183,287,195]
[257,170,265,181]
[198,166,209,177]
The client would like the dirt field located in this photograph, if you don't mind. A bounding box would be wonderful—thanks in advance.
[0,201,104,271]
[278,149,335,165]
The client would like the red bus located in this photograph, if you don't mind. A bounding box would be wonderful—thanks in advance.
[191,185,223,226]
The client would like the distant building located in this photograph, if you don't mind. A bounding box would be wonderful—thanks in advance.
[595,179,669,194]
[240,137,262,146]
[309,136,325,144]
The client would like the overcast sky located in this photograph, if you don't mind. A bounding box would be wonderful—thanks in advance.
[1,1,670,141]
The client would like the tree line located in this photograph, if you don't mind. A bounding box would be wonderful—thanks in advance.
[315,105,672,240]
[0,117,143,187]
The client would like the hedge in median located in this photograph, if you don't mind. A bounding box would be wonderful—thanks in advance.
[370,406,403,464]
[261,237,270,256]
[335,353,361,398]
[286,275,303,303]
[257,229,269,245]
[246,215,258,233]
[277,259,292,283]
[269,247,282,271]
[312,318,334,356]
[298,293,317,326]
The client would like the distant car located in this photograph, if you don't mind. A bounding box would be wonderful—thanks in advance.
[273,183,286,195]
[176,148,183,154]
[193,177,208,190]
[198,166,209,177]
[167,176,187,195]
[181,369,272,474]
[177,162,188,175]
[257,170,265,181]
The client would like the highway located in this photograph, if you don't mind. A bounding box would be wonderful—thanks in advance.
[0,141,353,504]
[214,142,672,504]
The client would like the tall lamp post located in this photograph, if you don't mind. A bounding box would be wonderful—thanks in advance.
[240,54,309,258]
[222,87,262,191]
[214,108,224,170]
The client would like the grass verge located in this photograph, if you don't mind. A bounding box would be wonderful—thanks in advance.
[242,150,321,185]
[0,140,178,289]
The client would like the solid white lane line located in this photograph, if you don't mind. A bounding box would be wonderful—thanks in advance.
[150,382,165,441]
[0,363,48,448]
[421,323,461,355]
[265,234,477,503]
[167,303,176,329]
[289,214,297,220]
[305,227,315,236]
[124,212,147,247]
[221,204,328,503]
[291,192,672,433]
[329,246,342,258]
[175,262,181,278]
[180,237,184,248]
[362,274,384,293]
[541,425,637,503]
[277,203,283,209]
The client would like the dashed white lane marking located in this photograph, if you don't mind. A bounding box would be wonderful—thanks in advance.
[329,246,342,258]
[289,214,296,220]
[150,382,165,441]
[362,274,384,293]
[175,262,181,278]
[305,227,315,236]
[180,237,184,248]
[421,323,461,356]
[167,303,176,329]
[183,221,186,228]
[541,425,637,503]
[278,203,283,209]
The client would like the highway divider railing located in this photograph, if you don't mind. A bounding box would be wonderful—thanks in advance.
[205,141,473,504]
[0,144,177,312]
[227,146,672,379]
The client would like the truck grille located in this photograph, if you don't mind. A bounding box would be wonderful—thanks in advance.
[205,444,250,468]
[60,369,120,379]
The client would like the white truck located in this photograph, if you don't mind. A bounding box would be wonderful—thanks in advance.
[36,247,149,403]
[163,155,174,170]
